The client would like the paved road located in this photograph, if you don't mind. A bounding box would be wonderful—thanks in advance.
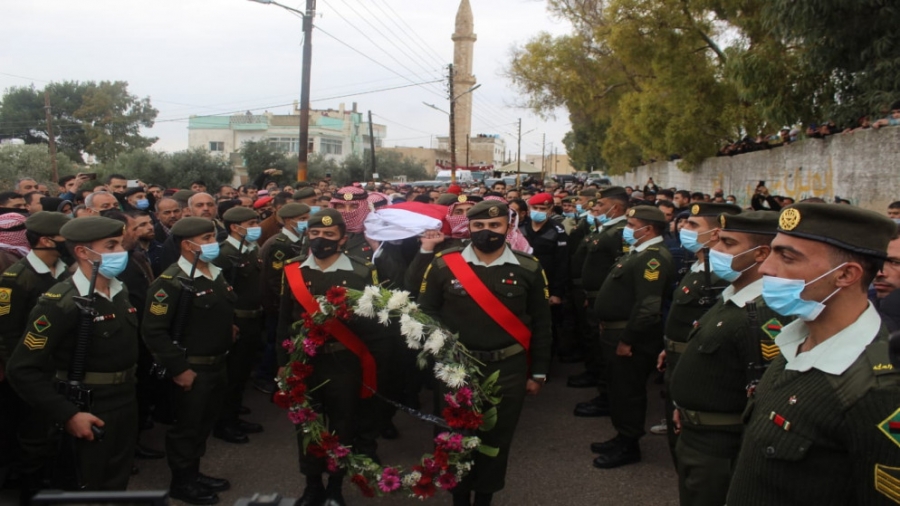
[126,360,678,506]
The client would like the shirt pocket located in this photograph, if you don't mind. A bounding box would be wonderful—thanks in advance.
[492,282,528,315]
[759,428,813,462]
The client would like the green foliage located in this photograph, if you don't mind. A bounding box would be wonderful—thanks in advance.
[0,81,158,163]
[241,140,296,183]
[0,144,79,192]
[94,148,234,190]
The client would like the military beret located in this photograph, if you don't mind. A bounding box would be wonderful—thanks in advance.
[466,200,509,221]
[124,187,145,198]
[776,203,897,259]
[295,181,311,188]
[579,188,598,198]
[222,206,259,223]
[170,217,217,238]
[253,196,274,209]
[527,193,553,206]
[626,205,667,223]
[60,216,124,242]
[331,186,367,203]
[689,202,742,218]
[171,189,195,204]
[599,186,628,199]
[25,211,71,236]
[562,197,578,204]
[308,208,345,229]
[292,187,317,200]
[718,210,778,235]
[436,193,459,206]
[277,203,310,219]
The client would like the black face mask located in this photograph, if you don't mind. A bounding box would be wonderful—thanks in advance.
[309,237,341,259]
[470,229,506,253]
[34,240,72,262]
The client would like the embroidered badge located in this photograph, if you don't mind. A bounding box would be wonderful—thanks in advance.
[0,288,11,303]
[779,208,801,231]
[23,332,47,350]
[761,318,783,339]
[458,195,467,203]
[154,289,168,302]
[874,363,894,371]
[647,258,660,271]
[33,315,51,333]
[760,341,780,361]
[875,463,900,503]
[43,292,62,299]
[691,204,700,215]
[877,407,900,450]
[272,261,284,270]
[489,206,500,217]
[719,214,727,228]
[343,193,353,201]
[0,305,9,316]
[149,302,168,316]
[322,215,334,226]
[274,250,285,261]
[644,270,660,281]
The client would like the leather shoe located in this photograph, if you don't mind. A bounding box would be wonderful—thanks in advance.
[235,418,263,434]
[574,402,610,417]
[566,372,599,388]
[196,472,230,492]
[592,440,641,469]
[381,421,399,440]
[135,444,165,459]
[296,483,326,506]
[213,424,249,444]
[590,434,626,454]
[170,480,219,505]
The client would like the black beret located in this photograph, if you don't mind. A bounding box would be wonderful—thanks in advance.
[61,216,124,242]
[690,202,742,218]
[222,206,259,223]
[776,203,897,259]
[170,217,217,238]
[718,210,778,235]
[124,187,145,198]
[25,211,70,236]
[277,203,310,219]
[333,188,368,202]
[626,205,667,223]
[467,200,509,220]
[171,189,195,204]
[309,208,344,229]
[292,187,317,200]
[599,186,628,199]
[579,188,598,197]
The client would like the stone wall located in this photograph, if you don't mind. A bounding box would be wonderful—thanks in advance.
[608,126,900,211]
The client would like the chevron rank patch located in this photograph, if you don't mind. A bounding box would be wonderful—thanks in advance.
[644,270,660,281]
[154,289,169,303]
[876,464,900,503]
[760,341,780,361]
[23,332,48,350]
[761,318,783,339]
[149,302,168,316]
[878,408,900,450]
[0,305,9,316]
[33,315,51,333]
[0,288,11,303]
[272,261,284,270]
[647,258,660,271]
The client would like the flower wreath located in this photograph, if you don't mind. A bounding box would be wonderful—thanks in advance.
[275,285,502,499]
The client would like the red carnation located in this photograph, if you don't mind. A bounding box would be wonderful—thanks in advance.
[351,474,375,498]
[442,406,483,430]
[273,390,291,409]
[291,362,314,379]
[325,287,348,305]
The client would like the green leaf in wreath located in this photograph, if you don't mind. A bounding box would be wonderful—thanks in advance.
[479,406,498,431]
[485,394,502,405]
[480,370,500,390]
[477,444,499,457]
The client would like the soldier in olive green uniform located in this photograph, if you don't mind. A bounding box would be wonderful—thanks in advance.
[213,206,265,444]
[659,203,740,460]
[142,217,237,505]
[256,203,310,394]
[275,209,389,506]
[7,217,138,492]
[573,187,630,415]
[331,186,374,261]
[591,206,675,468]
[669,211,783,506]
[419,201,552,506]
[728,204,900,506]
[560,191,599,367]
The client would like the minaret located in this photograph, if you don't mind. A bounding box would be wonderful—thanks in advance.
[452,0,476,166]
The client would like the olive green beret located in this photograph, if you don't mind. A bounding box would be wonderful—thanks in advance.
[626,205,667,223]
[222,206,259,223]
[776,203,897,259]
[61,216,124,242]
[436,193,458,206]
[718,210,778,235]
[688,202,742,218]
[599,186,628,199]
[466,200,509,220]
[292,187,317,200]
[170,217,216,238]
[277,203,310,219]
[309,208,344,229]
[562,197,578,204]
[579,188,598,198]
[295,181,311,188]
[171,189,195,204]
[25,211,70,236]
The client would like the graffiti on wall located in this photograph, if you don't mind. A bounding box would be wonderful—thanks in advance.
[744,164,834,202]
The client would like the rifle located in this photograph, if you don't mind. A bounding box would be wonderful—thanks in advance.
[744,300,768,397]
[151,254,201,379]
[227,236,247,287]
[698,247,725,306]
[53,260,105,489]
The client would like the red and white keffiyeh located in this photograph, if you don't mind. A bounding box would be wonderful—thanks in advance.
[0,212,29,258]
[331,186,370,233]
[483,195,532,254]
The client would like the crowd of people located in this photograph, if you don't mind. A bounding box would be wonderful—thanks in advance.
[0,167,899,506]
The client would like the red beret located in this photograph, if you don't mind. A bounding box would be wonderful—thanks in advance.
[447,184,462,195]
[527,193,553,206]
[253,196,274,209]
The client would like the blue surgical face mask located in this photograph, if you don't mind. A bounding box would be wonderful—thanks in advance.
[87,249,129,280]
[135,199,150,210]
[563,212,576,218]
[893,218,900,225]
[530,210,547,223]
[596,212,610,225]
[622,225,648,246]
[576,204,584,214]
[295,220,309,234]
[243,226,261,242]
[585,214,596,226]
[761,262,846,321]
[310,206,322,214]
[190,241,220,262]
[708,247,760,282]
[679,228,717,253]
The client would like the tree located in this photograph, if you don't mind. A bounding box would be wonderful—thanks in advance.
[0,81,158,163]
[0,144,78,192]
[94,148,234,190]
[240,139,296,184]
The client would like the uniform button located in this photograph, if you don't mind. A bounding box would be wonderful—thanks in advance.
[507,293,513,297]
[698,345,703,351]
[765,446,775,457]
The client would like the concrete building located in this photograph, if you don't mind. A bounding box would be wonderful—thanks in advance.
[187,102,386,164]
[436,133,506,169]
[377,146,441,173]
[525,153,575,175]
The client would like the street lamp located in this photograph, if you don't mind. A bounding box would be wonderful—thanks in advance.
[249,0,315,182]
[423,82,480,184]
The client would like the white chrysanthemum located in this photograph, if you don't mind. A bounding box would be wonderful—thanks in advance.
[445,364,467,388]
[406,333,422,350]
[402,471,421,488]
[423,329,446,355]
[356,296,376,318]
[377,309,391,326]
[464,437,480,450]
[363,284,382,301]
[386,290,410,310]
[401,301,419,315]
[399,314,424,342]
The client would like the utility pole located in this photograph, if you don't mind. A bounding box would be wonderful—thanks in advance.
[540,133,546,181]
[296,0,316,182]
[447,64,457,184]
[515,118,522,185]
[465,136,470,169]
[43,91,59,183]
[367,110,376,182]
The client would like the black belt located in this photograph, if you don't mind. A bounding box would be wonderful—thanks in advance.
[665,337,688,354]
[468,344,525,363]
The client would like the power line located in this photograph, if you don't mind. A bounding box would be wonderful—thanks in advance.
[374,0,448,66]
[366,0,447,70]
[370,113,436,135]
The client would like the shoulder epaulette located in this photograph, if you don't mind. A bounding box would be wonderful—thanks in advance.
[512,251,542,271]
[285,255,304,265]
[40,281,74,301]
[159,274,173,279]
[646,247,660,251]
[4,261,26,276]
[436,246,465,258]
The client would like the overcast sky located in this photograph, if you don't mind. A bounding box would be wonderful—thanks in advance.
[1,0,572,159]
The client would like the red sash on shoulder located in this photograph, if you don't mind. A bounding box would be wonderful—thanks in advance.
[442,252,532,350]
[283,263,377,398]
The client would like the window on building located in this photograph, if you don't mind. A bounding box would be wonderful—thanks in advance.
[268,137,300,153]
[209,141,225,152]
[321,138,343,155]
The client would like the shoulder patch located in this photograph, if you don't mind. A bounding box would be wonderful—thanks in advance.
[643,270,660,281]
[761,318,783,339]
[149,302,169,315]
[2,271,18,278]
[23,332,48,350]
[33,315,51,333]
[0,287,11,303]
[647,258,660,271]
[877,407,900,450]
[875,463,900,503]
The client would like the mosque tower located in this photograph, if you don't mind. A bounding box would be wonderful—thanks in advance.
[452,0,476,166]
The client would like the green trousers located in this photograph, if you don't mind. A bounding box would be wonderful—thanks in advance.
[675,428,737,506]
[601,328,658,439]
[73,399,138,490]
[220,316,262,423]
[167,364,226,472]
